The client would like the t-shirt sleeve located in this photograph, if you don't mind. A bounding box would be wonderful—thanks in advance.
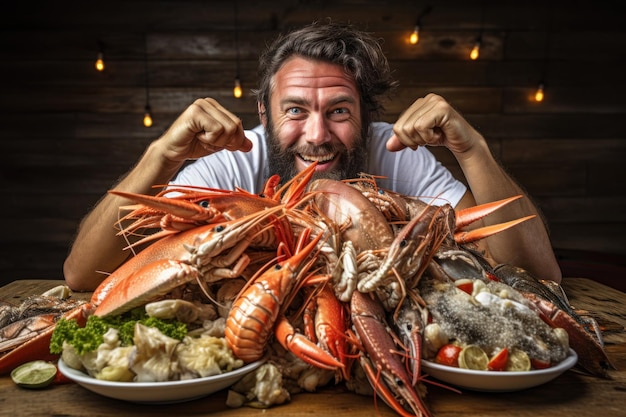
[367,122,467,207]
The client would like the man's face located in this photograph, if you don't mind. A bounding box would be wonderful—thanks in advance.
[263,56,366,184]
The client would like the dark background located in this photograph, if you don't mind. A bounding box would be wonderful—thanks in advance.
[1,0,625,288]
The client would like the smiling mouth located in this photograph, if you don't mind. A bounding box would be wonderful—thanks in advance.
[298,152,337,164]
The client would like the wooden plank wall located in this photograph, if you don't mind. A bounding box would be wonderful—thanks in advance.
[1,0,625,288]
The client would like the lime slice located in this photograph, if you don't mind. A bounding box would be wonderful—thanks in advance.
[458,345,489,370]
[505,349,531,371]
[11,360,57,389]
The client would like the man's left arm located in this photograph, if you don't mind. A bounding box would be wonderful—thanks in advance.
[388,93,562,283]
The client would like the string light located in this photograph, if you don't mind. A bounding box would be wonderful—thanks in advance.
[95,52,104,71]
[143,105,153,127]
[534,6,553,103]
[470,37,481,60]
[233,1,242,98]
[95,41,105,71]
[409,6,431,46]
[143,34,153,127]
[233,77,242,98]
[409,25,420,45]
[534,83,545,102]
[471,3,485,60]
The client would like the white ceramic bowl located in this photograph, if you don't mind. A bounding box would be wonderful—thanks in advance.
[420,349,578,392]
[58,358,264,404]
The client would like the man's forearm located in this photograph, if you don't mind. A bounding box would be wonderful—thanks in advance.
[456,140,562,283]
[63,142,184,291]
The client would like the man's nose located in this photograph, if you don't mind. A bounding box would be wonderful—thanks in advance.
[304,114,331,145]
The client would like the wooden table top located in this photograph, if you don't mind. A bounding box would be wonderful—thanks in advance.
[1,278,624,417]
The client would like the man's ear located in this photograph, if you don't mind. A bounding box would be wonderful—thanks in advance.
[257,102,267,127]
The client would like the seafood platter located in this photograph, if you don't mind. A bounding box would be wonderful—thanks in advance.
[0,163,615,416]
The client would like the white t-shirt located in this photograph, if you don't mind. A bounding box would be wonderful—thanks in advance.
[171,122,467,207]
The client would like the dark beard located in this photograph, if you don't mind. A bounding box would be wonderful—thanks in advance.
[265,119,367,186]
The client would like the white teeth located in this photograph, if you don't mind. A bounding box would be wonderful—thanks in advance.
[301,153,335,163]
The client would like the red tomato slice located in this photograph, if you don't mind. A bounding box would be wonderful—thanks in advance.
[531,358,552,370]
[488,348,509,371]
[486,272,500,282]
[456,282,473,295]
[53,368,72,385]
[435,344,463,367]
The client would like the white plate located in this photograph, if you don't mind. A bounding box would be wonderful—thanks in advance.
[421,349,578,392]
[58,358,264,404]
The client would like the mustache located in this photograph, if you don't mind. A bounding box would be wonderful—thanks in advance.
[289,142,347,156]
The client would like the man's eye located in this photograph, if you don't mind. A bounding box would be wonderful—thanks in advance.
[330,108,351,120]
[287,107,302,115]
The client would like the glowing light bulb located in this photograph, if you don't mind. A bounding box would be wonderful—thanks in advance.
[233,77,242,98]
[470,41,481,60]
[143,105,153,127]
[534,83,545,102]
[95,52,105,71]
[409,26,420,45]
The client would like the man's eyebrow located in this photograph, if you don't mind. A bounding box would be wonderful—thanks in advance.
[327,95,357,106]
[279,95,357,107]
[279,96,308,107]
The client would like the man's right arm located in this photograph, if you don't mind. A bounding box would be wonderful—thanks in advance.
[63,98,252,291]
[63,141,188,291]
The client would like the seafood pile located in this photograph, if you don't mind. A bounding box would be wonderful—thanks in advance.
[0,163,615,417]
[1,286,88,371]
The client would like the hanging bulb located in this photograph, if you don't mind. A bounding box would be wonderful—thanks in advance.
[470,40,481,60]
[143,104,153,127]
[95,51,105,71]
[534,83,545,102]
[409,25,420,45]
[233,77,242,98]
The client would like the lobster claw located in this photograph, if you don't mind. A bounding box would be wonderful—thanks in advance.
[274,315,345,370]
[455,195,523,229]
[454,195,537,244]
[93,259,201,317]
[454,215,536,244]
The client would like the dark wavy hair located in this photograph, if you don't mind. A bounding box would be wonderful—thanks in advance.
[254,21,398,136]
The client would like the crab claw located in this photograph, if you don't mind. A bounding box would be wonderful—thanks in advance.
[454,215,536,244]
[274,315,345,370]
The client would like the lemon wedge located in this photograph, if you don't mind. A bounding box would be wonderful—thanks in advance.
[505,349,531,371]
[11,360,57,389]
[458,345,489,370]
